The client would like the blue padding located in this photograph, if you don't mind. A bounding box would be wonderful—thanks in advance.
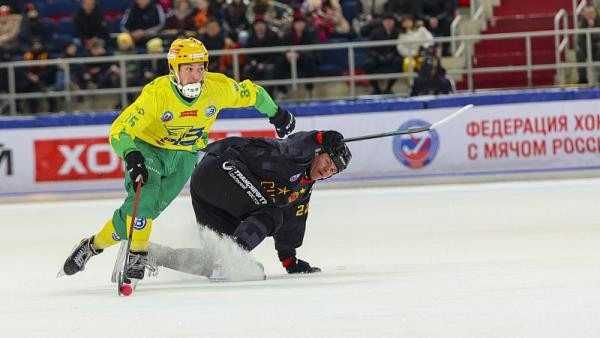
[569,87,600,100]
[3,88,600,129]
[424,89,570,108]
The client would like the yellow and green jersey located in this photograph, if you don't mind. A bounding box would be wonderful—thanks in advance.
[109,72,278,158]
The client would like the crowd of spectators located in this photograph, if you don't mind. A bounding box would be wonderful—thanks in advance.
[0,0,460,113]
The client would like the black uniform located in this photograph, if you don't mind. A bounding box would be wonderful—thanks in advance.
[190,130,322,261]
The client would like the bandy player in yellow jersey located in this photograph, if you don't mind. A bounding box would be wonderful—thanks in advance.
[59,37,296,283]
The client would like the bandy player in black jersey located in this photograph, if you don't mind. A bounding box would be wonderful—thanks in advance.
[148,130,352,279]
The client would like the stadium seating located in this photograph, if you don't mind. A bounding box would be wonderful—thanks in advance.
[457,0,572,90]
[318,38,350,76]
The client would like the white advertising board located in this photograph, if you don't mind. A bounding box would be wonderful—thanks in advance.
[2,100,600,195]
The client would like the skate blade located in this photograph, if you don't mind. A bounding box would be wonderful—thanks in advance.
[57,240,85,278]
[111,241,129,283]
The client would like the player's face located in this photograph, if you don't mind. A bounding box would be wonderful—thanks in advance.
[178,62,206,85]
[310,153,338,180]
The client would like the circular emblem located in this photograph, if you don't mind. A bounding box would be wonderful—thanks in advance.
[205,105,217,117]
[161,111,173,122]
[111,233,121,241]
[133,217,147,230]
[393,119,440,169]
[288,192,299,202]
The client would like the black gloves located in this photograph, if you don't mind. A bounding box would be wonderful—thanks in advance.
[124,151,148,185]
[269,107,296,138]
[282,256,321,274]
[321,130,344,153]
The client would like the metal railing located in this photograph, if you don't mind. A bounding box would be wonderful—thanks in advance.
[573,0,587,29]
[451,14,464,56]
[554,8,570,84]
[3,27,600,115]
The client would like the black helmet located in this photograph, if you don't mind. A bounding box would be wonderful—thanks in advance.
[328,143,352,173]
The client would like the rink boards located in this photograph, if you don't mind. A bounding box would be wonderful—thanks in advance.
[2,92,600,195]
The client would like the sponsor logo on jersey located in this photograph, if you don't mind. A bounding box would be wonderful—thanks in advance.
[205,105,217,117]
[289,173,301,182]
[288,191,299,202]
[179,110,198,117]
[393,119,440,169]
[223,161,267,205]
[112,233,121,241]
[161,111,174,122]
[133,217,147,230]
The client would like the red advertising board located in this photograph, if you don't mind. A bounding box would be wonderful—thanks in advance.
[35,137,124,182]
[34,130,276,182]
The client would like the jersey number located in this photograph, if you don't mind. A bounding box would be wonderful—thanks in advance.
[239,83,250,98]
[295,203,309,217]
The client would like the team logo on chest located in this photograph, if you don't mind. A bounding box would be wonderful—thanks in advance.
[161,111,174,122]
[289,173,302,182]
[288,191,299,202]
[205,105,217,117]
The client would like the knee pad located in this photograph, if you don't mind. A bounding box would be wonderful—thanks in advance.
[233,208,283,251]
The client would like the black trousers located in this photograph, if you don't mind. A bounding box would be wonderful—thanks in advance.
[190,152,282,252]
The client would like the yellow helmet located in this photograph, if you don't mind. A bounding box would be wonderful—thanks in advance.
[167,37,209,75]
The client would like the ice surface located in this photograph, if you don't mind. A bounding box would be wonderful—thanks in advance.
[1,179,599,338]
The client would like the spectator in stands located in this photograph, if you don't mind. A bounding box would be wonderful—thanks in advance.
[198,17,226,72]
[164,0,198,37]
[74,0,110,45]
[158,0,174,13]
[409,51,452,96]
[223,0,252,44]
[52,40,85,92]
[242,16,281,82]
[105,33,140,89]
[272,12,319,99]
[0,0,20,12]
[121,0,166,47]
[415,0,455,55]
[219,32,247,77]
[19,3,43,44]
[0,47,9,92]
[355,0,386,37]
[80,37,111,90]
[18,39,57,113]
[576,4,600,84]
[250,0,293,36]
[304,0,350,42]
[106,33,141,108]
[363,13,402,95]
[142,37,169,83]
[361,0,387,17]
[396,15,433,73]
[0,5,22,53]
[194,0,210,34]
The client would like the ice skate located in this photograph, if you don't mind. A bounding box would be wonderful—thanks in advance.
[124,251,149,284]
[57,236,103,277]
